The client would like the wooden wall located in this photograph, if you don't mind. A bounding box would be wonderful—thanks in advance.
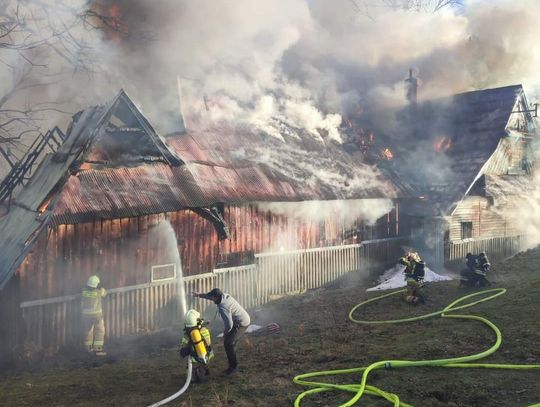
[449,196,517,242]
[14,203,400,302]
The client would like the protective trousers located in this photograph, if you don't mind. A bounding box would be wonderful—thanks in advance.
[224,325,247,369]
[405,279,422,304]
[83,316,105,352]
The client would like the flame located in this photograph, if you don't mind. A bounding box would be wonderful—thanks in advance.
[79,162,93,171]
[90,1,129,41]
[38,197,52,213]
[381,148,393,160]
[434,136,452,152]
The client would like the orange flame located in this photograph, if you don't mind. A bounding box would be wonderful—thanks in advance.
[38,197,52,214]
[381,148,393,160]
[434,136,452,152]
[79,162,93,171]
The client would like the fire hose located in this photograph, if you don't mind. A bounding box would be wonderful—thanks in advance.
[147,358,192,407]
[293,288,540,406]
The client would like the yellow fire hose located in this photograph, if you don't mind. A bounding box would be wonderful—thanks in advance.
[293,288,540,406]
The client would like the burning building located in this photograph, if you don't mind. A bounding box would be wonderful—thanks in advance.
[0,90,409,355]
[348,84,536,266]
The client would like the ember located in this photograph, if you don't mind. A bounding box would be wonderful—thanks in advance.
[434,136,452,152]
[381,148,393,160]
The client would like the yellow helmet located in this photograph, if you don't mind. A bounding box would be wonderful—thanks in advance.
[184,309,201,328]
[87,275,100,288]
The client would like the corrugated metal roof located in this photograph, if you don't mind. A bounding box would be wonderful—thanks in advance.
[0,90,182,289]
[168,129,406,200]
[0,91,408,289]
[0,104,109,289]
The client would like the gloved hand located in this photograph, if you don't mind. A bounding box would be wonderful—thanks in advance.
[179,347,190,358]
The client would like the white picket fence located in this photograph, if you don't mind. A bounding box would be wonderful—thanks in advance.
[20,238,406,350]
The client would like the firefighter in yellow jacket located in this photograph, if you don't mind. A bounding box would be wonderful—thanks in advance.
[180,309,213,382]
[399,252,426,304]
[81,275,107,356]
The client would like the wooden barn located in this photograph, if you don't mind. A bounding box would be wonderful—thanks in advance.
[0,90,409,356]
[348,84,535,266]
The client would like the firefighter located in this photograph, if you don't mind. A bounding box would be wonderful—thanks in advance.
[399,252,425,304]
[460,252,490,287]
[478,252,491,272]
[192,288,250,375]
[465,252,478,272]
[180,309,213,382]
[399,252,421,278]
[81,275,107,356]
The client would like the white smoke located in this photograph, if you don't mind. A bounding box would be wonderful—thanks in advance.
[496,170,540,250]
[4,0,540,179]
[5,1,540,138]
[257,199,394,227]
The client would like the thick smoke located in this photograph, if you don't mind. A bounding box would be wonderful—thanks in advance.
[4,0,540,202]
[5,0,540,137]
[496,170,540,250]
[105,0,540,133]
[257,199,394,227]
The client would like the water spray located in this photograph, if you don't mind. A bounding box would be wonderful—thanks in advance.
[147,221,190,407]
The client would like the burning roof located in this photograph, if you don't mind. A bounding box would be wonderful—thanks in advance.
[0,90,408,289]
[354,84,531,215]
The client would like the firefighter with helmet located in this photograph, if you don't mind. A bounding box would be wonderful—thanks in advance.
[81,275,107,355]
[180,309,214,382]
[460,252,490,287]
[399,251,426,304]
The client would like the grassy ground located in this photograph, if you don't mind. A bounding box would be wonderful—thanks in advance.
[1,249,539,407]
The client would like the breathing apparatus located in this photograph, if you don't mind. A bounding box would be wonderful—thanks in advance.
[184,309,211,364]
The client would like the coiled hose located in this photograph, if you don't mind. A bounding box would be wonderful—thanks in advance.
[147,358,192,407]
[293,288,540,406]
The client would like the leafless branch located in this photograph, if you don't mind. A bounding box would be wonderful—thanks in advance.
[0,1,130,149]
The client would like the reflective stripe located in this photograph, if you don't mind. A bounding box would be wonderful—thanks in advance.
[82,289,102,315]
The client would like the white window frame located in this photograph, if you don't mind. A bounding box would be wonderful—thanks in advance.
[151,263,176,283]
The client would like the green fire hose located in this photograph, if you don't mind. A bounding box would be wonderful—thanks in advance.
[293,288,540,406]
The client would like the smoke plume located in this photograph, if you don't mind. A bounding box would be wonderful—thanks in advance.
[5,0,540,135]
[257,198,394,227]
[4,0,540,201]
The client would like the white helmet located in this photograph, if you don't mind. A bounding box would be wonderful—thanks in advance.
[184,309,201,328]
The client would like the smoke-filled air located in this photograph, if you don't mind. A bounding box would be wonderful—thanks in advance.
[2,1,540,406]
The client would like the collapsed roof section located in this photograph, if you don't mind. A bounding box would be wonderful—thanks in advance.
[0,89,182,289]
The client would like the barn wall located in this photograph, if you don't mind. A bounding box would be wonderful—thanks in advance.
[15,203,400,301]
[450,196,517,241]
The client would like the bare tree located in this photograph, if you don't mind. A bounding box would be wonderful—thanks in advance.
[383,0,462,12]
[351,0,462,15]
[0,1,126,163]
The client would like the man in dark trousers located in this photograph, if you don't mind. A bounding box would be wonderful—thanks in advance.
[192,288,250,375]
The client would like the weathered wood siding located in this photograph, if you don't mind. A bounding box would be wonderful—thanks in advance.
[450,196,517,242]
[15,204,399,302]
[0,201,399,354]
[18,239,406,351]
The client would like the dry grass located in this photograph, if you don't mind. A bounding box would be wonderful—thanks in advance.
[1,249,540,406]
